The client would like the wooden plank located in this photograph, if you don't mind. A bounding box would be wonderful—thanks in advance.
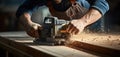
[0,39,31,57]
[70,33,120,50]
[67,33,120,57]
[1,31,120,57]
[0,36,54,57]
[67,41,120,57]
[0,31,100,57]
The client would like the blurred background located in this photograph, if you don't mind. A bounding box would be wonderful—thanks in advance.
[0,0,120,32]
[0,0,25,31]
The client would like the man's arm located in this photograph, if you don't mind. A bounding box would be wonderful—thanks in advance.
[16,0,46,38]
[67,0,109,34]
[67,8,102,34]
[20,13,42,38]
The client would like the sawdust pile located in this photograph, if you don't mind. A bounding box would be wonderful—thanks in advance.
[70,32,120,50]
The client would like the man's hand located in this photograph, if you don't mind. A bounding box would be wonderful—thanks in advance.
[19,13,42,38]
[25,22,42,38]
[66,19,86,35]
[67,8,102,34]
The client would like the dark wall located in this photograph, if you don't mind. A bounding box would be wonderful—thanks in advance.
[0,0,25,31]
[106,0,120,25]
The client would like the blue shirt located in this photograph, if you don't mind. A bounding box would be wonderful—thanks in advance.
[16,0,109,18]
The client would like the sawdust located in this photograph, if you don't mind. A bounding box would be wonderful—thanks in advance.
[70,32,120,50]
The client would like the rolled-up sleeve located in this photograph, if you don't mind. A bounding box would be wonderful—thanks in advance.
[16,0,45,18]
[91,0,109,15]
[77,0,109,15]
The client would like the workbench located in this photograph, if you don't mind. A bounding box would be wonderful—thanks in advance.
[0,31,120,57]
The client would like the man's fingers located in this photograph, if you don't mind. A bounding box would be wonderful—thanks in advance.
[70,26,76,34]
[27,30,34,37]
[66,24,72,32]
[70,27,79,34]
[74,29,79,34]
[27,28,40,38]
[30,25,42,38]
[67,23,78,34]
[34,30,39,38]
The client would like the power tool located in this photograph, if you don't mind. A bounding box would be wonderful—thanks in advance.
[33,16,71,45]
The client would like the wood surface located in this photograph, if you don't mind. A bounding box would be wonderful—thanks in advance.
[0,31,100,57]
[69,32,120,57]
[0,31,120,57]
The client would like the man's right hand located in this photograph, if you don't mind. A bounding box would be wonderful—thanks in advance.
[19,13,42,38]
[25,22,42,38]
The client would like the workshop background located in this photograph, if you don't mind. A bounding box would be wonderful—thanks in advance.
[0,0,120,32]
[0,0,120,57]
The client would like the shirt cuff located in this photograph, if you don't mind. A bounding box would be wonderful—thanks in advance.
[91,0,109,15]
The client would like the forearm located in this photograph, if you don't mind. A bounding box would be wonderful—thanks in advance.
[79,8,102,27]
[19,13,32,27]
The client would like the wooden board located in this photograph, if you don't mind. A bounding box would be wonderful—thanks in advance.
[70,32,120,50]
[68,32,120,56]
[0,31,101,57]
